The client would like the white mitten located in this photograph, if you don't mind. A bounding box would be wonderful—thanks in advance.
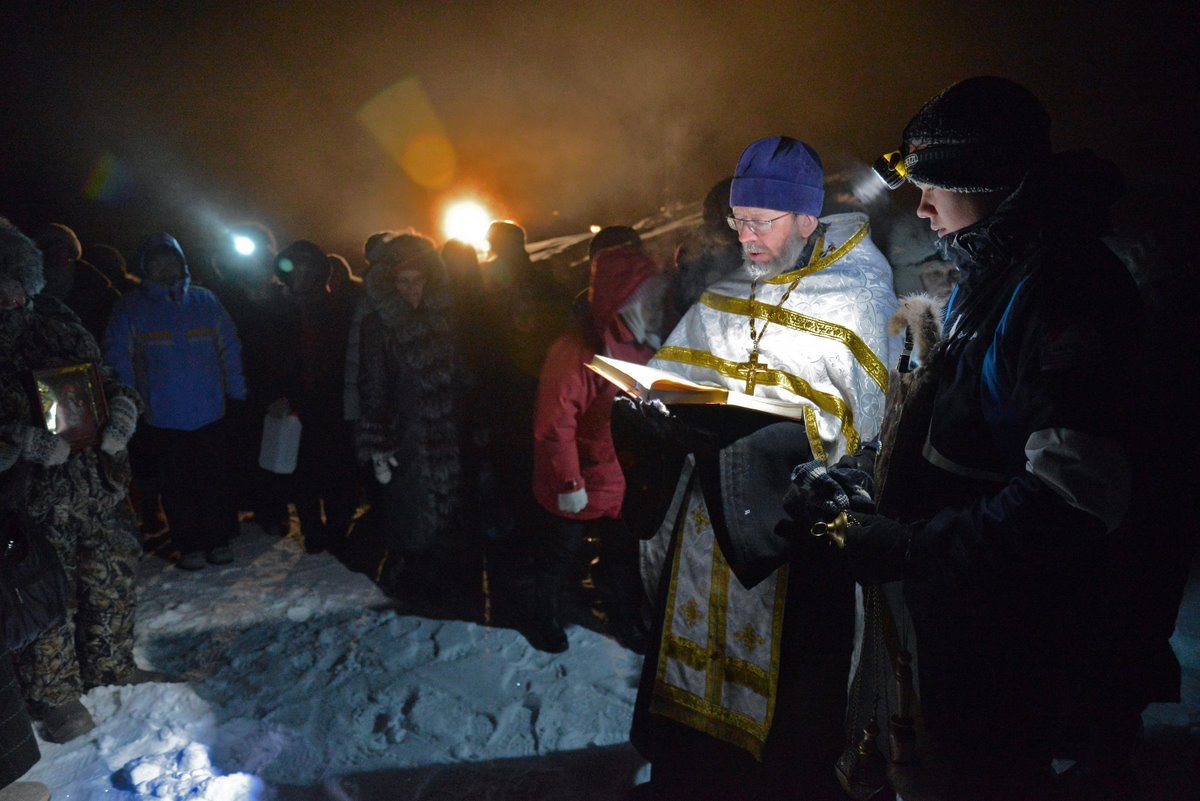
[372,453,399,485]
[100,394,139,454]
[557,487,588,514]
[18,425,70,466]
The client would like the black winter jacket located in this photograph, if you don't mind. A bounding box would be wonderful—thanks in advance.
[896,151,1145,727]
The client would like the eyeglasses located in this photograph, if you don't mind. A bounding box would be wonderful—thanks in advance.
[726,212,792,234]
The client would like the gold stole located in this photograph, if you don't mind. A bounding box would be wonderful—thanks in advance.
[649,478,789,760]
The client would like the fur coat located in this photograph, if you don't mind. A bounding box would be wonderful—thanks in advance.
[355,257,461,550]
[1,296,141,526]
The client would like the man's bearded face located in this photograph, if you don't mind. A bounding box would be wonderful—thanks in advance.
[734,209,809,279]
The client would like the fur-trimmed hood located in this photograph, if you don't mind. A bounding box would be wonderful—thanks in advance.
[364,241,452,325]
[887,293,945,367]
[0,217,46,298]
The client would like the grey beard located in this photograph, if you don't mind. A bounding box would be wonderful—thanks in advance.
[742,231,809,280]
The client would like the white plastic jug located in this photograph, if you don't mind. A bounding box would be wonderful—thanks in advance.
[258,413,302,474]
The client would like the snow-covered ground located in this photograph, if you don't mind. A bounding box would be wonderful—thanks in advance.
[20,516,1200,800]
[23,524,648,800]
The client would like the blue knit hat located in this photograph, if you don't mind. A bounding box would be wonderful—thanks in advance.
[729,136,824,216]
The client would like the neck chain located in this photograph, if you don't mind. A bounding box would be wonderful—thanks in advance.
[737,228,826,393]
[739,273,805,393]
[747,274,804,353]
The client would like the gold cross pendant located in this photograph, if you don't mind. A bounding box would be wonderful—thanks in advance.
[737,349,770,394]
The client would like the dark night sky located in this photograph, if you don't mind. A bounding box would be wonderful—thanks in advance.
[1,1,1195,264]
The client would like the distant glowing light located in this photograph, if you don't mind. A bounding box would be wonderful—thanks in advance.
[277,257,294,273]
[589,225,602,234]
[441,200,494,252]
[233,235,257,256]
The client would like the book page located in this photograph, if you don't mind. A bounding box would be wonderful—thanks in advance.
[588,355,725,395]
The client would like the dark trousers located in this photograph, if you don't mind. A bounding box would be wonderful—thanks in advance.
[533,514,589,620]
[0,655,39,785]
[128,431,166,529]
[137,420,235,553]
[292,417,359,547]
[227,402,291,532]
[534,512,645,627]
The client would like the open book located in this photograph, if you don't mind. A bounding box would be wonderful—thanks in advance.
[586,354,809,422]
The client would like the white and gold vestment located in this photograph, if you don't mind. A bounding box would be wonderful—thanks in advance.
[644,211,896,758]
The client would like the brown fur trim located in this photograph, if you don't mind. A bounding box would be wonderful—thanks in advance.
[887,293,945,362]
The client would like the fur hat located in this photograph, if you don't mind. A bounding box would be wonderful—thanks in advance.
[730,136,824,215]
[0,217,47,297]
[702,177,735,228]
[588,225,641,259]
[34,223,83,260]
[276,239,330,285]
[363,231,395,266]
[367,232,441,275]
[902,77,1051,192]
[486,220,526,257]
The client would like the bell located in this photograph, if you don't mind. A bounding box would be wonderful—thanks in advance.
[835,718,888,800]
[811,510,849,549]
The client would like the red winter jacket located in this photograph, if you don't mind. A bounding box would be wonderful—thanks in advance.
[532,245,660,520]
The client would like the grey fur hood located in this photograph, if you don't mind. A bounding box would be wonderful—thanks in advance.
[0,218,46,298]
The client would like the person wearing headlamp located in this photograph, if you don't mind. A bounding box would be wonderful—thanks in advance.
[790,76,1157,798]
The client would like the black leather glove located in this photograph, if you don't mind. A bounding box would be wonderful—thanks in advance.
[612,394,717,453]
[841,513,912,586]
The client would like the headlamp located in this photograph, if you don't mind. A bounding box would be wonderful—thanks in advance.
[871,150,909,190]
[232,234,257,256]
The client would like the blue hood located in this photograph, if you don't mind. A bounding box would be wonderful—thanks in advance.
[134,233,191,281]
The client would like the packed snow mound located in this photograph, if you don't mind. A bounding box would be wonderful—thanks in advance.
[26,526,646,800]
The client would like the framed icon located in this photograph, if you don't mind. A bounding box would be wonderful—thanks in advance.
[30,363,108,451]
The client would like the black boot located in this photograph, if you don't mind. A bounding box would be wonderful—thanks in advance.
[524,575,568,653]
[592,552,650,653]
[607,606,651,654]
[303,523,329,554]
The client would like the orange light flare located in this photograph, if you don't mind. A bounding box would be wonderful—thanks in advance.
[440,198,496,255]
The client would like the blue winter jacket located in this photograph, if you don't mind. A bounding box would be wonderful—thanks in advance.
[102,234,246,431]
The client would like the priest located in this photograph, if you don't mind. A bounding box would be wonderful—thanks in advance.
[629,136,897,800]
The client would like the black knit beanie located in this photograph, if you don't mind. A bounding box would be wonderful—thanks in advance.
[902,77,1051,192]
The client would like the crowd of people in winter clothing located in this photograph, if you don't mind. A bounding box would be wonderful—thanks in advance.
[1,74,1195,801]
[0,205,673,789]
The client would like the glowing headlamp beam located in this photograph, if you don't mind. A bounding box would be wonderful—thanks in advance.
[233,235,257,256]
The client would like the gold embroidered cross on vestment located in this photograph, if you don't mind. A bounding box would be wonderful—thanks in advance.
[733,623,766,653]
[680,598,704,627]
